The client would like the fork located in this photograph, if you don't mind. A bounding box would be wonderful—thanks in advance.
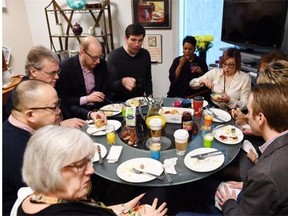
[131,168,164,180]
[163,167,173,182]
[195,152,223,160]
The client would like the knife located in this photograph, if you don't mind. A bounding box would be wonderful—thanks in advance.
[190,149,224,158]
[96,145,104,164]
[206,108,225,122]
[100,109,121,112]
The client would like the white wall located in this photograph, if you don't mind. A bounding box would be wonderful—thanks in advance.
[2,0,33,75]
[8,0,180,98]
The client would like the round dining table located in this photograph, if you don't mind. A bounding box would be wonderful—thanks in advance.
[84,98,242,187]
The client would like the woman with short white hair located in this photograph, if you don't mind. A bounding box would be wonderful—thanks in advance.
[16,125,167,215]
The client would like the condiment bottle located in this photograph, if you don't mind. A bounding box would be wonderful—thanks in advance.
[182,111,193,140]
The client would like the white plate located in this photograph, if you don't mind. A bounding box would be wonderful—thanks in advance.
[125,97,147,107]
[100,103,123,117]
[214,125,244,145]
[184,148,225,172]
[116,158,163,183]
[191,99,208,108]
[204,108,231,123]
[93,143,107,162]
[87,120,121,136]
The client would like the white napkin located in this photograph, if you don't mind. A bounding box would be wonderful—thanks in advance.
[242,140,259,158]
[215,182,241,211]
[106,146,123,163]
[163,158,178,174]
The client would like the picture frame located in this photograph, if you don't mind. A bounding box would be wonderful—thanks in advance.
[2,46,11,65]
[142,34,162,63]
[132,0,171,29]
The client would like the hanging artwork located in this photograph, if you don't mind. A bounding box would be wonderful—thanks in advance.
[132,0,171,29]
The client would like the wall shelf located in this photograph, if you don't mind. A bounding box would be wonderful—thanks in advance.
[44,0,114,57]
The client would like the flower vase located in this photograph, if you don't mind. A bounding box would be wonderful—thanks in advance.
[199,51,207,61]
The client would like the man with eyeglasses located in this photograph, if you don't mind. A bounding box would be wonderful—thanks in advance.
[4,45,98,128]
[107,23,153,101]
[56,36,110,120]
[2,79,62,215]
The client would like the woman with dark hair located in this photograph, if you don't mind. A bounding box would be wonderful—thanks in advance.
[167,35,208,98]
[190,47,251,110]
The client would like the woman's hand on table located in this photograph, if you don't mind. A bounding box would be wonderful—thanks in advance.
[60,118,86,128]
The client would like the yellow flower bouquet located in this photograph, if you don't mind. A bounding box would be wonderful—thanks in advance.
[194,35,214,53]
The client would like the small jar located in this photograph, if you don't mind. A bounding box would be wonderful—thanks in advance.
[181,99,191,108]
[182,111,193,138]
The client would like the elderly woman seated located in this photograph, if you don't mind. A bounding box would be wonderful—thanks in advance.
[13,125,167,215]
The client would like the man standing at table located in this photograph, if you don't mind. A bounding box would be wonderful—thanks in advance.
[56,36,109,120]
[107,23,153,102]
[177,83,288,215]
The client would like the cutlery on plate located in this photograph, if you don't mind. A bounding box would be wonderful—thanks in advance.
[96,145,104,164]
[131,168,164,180]
[90,128,105,135]
[100,109,121,112]
[190,149,224,160]
[206,108,225,122]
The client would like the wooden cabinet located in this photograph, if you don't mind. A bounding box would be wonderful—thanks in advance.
[44,0,114,56]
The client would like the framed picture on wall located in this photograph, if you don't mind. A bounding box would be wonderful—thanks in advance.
[142,34,162,63]
[132,0,171,29]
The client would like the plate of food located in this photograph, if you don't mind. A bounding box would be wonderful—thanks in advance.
[93,143,107,162]
[100,103,123,117]
[214,125,244,145]
[184,148,225,172]
[116,158,163,183]
[87,119,121,136]
[125,97,147,107]
[203,108,231,123]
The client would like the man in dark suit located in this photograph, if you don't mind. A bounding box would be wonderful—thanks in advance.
[216,83,288,215]
[177,84,288,215]
[56,36,109,120]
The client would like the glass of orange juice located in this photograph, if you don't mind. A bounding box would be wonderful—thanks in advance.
[105,124,116,145]
[204,113,213,128]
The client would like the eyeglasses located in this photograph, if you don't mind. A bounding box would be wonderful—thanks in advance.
[83,50,103,62]
[42,69,61,77]
[28,99,61,113]
[222,63,236,68]
[66,156,94,173]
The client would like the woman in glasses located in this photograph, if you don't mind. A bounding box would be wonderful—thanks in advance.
[189,47,251,110]
[12,125,167,216]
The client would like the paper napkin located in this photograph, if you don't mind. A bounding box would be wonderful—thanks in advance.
[242,140,259,158]
[106,146,123,163]
[215,182,241,211]
[163,158,178,174]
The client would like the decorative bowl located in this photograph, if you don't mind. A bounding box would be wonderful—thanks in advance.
[66,0,87,9]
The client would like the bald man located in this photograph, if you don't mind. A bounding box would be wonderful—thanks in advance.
[56,36,110,120]
[3,79,61,215]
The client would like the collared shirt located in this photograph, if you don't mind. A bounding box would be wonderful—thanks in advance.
[259,130,288,153]
[79,56,95,106]
[8,115,35,134]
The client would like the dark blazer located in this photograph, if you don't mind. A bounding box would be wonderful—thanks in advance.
[56,55,109,119]
[223,132,288,215]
